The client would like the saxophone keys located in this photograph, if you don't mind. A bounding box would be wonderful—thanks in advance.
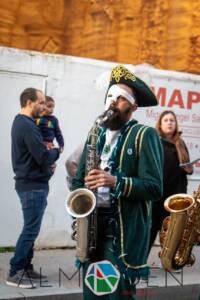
[186,253,195,267]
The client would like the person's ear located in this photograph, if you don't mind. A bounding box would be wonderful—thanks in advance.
[132,103,138,112]
[26,99,33,107]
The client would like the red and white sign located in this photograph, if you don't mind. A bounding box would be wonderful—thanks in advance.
[132,68,200,178]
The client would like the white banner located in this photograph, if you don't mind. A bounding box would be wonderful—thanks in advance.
[132,67,200,179]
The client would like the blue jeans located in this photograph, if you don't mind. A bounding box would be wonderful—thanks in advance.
[10,189,48,276]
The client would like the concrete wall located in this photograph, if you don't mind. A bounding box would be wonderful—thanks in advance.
[0,47,199,247]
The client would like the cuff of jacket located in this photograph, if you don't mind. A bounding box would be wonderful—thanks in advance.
[111,171,133,199]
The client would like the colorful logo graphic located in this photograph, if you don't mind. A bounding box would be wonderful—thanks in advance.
[85,260,120,296]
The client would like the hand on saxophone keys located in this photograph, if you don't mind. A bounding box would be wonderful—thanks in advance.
[85,169,116,190]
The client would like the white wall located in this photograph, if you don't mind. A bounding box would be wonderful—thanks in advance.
[0,47,114,248]
[0,47,199,247]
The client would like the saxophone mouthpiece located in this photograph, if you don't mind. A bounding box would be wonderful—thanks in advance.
[98,110,114,126]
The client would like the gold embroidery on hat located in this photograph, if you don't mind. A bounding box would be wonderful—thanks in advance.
[111,65,136,83]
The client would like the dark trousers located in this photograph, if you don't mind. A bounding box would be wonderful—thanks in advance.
[10,189,48,276]
[83,214,137,300]
[148,200,169,254]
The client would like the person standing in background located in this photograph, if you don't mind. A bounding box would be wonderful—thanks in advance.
[65,144,83,190]
[6,88,60,289]
[148,110,193,255]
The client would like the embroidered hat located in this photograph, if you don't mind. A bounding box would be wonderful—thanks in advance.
[107,65,158,107]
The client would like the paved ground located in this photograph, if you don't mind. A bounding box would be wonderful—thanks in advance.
[0,246,200,299]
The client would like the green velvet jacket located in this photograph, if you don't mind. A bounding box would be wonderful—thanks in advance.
[72,119,163,278]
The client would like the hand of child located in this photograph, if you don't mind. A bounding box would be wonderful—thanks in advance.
[44,141,54,150]
[51,163,57,174]
[59,147,64,153]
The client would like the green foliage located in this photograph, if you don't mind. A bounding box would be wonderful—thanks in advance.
[0,247,15,253]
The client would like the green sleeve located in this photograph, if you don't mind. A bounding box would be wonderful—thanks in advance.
[113,127,163,202]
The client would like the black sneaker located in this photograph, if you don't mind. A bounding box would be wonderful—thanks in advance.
[6,270,35,289]
[26,268,48,282]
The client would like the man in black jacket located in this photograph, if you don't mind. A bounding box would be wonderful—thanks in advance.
[6,88,60,288]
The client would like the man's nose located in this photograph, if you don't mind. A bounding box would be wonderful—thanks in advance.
[110,101,117,108]
[110,100,116,106]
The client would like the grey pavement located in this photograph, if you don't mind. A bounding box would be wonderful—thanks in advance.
[0,246,200,300]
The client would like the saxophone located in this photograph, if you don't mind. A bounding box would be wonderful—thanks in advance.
[66,110,113,263]
[66,122,99,263]
[159,184,200,271]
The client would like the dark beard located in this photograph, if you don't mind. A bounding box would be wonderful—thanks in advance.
[101,107,131,131]
[32,109,44,119]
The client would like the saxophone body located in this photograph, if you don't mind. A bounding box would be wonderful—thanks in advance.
[160,185,200,271]
[66,120,99,263]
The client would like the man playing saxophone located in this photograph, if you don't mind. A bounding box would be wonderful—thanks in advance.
[72,65,163,300]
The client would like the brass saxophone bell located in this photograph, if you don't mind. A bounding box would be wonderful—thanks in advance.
[159,190,200,271]
[66,188,96,218]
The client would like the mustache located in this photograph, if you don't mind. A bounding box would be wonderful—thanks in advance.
[101,106,131,131]
[103,105,131,118]
[110,101,132,114]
